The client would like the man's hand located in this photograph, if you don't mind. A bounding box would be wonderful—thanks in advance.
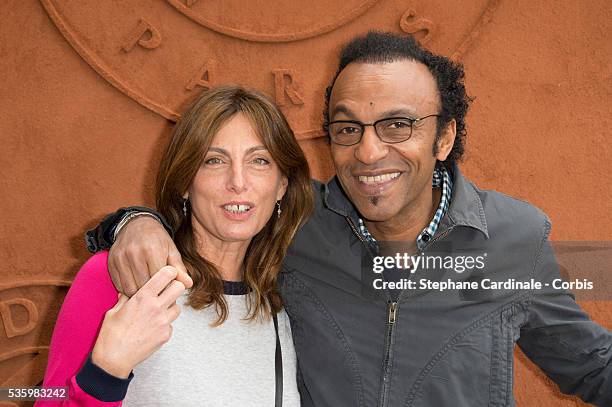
[109,216,193,296]
[92,266,186,378]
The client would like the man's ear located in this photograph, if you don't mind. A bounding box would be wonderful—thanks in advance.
[435,119,457,161]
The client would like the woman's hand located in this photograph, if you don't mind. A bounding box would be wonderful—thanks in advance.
[91,266,186,378]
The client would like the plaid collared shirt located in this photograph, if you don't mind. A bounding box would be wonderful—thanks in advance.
[358,165,453,252]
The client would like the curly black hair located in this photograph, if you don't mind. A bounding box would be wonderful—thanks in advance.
[324,31,472,163]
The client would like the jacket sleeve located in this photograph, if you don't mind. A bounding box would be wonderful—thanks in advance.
[517,220,612,406]
[85,206,172,253]
[35,252,133,406]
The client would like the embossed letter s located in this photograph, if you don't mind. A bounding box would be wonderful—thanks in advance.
[399,9,436,45]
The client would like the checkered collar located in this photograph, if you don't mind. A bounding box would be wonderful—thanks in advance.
[357,165,453,252]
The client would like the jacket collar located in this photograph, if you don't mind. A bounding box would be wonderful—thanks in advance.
[323,162,489,239]
[443,162,489,238]
[323,176,354,218]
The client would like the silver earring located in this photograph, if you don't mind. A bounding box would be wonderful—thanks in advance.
[276,200,281,219]
[183,198,188,217]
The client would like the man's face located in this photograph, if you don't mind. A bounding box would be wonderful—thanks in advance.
[329,60,454,223]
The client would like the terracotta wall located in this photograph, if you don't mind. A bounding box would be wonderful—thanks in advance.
[1,0,610,406]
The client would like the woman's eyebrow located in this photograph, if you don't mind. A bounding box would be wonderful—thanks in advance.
[207,146,268,155]
[207,147,228,155]
[246,145,268,154]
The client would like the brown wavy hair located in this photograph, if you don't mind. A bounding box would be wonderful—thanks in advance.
[155,85,314,325]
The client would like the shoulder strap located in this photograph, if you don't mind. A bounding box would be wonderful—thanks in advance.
[273,313,283,407]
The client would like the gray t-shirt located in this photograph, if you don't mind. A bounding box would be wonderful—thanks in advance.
[123,290,300,407]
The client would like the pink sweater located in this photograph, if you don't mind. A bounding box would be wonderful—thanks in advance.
[36,252,128,406]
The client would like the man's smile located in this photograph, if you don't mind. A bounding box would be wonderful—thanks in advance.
[357,171,401,184]
[352,170,404,195]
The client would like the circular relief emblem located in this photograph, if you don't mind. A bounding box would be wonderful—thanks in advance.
[0,281,70,388]
[165,0,379,42]
[39,0,499,139]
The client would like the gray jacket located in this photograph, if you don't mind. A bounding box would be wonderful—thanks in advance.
[278,163,612,406]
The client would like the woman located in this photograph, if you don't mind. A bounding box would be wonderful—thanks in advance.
[38,85,314,406]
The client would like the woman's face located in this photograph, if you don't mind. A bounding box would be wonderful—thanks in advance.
[187,113,288,244]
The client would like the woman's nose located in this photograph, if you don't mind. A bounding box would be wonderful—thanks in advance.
[227,163,247,194]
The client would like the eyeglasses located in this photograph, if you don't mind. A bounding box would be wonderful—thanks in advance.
[327,115,440,146]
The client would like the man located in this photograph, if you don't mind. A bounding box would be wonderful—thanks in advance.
[86,32,612,406]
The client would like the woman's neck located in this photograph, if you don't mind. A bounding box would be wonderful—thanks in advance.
[192,226,250,282]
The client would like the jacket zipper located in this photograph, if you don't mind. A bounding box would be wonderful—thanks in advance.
[380,226,454,406]
[379,300,398,407]
[344,216,399,407]
[345,216,369,247]
[422,225,455,252]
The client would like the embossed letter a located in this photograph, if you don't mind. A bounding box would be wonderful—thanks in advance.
[186,60,216,91]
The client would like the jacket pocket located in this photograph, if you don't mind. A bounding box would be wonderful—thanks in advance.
[407,317,493,407]
[406,299,529,407]
[489,302,527,407]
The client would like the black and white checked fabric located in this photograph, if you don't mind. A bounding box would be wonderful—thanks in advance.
[357,165,453,252]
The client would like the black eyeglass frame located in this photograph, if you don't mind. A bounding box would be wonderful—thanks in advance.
[327,114,441,146]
